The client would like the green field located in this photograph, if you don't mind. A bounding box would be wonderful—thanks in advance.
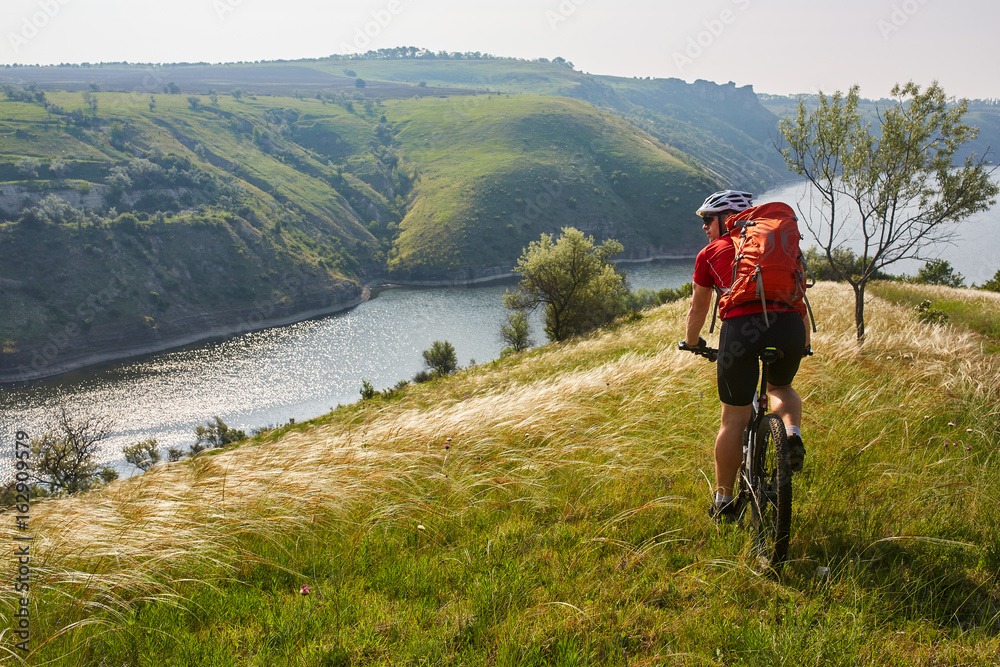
[0,82,724,373]
[383,94,714,276]
[4,281,998,665]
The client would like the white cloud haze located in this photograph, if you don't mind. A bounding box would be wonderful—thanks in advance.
[1,0,996,99]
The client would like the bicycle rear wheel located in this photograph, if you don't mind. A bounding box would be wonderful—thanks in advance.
[749,413,792,569]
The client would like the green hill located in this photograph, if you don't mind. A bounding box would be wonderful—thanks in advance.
[0,88,394,380]
[4,282,998,664]
[384,94,714,278]
[0,75,721,380]
[305,55,787,189]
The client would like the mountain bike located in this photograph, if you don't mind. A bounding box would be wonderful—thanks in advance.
[679,340,794,569]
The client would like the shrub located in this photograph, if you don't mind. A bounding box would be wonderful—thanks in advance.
[123,438,161,472]
[623,287,661,313]
[360,379,377,400]
[912,259,965,288]
[193,416,246,451]
[412,370,434,384]
[656,282,693,303]
[422,340,458,377]
[914,299,949,325]
[15,157,41,179]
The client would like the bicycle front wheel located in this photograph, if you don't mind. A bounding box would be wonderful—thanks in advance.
[749,413,792,569]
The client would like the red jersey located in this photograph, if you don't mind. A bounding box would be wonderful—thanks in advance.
[692,235,794,319]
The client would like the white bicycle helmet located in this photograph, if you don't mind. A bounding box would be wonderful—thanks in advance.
[696,190,754,216]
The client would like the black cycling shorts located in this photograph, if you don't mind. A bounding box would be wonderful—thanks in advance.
[716,311,806,406]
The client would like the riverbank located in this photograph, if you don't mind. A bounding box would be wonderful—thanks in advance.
[2,249,700,384]
[0,285,370,385]
[0,260,694,469]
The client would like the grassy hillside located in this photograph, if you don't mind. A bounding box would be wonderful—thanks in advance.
[0,83,720,377]
[0,89,396,380]
[309,57,787,190]
[384,95,714,277]
[4,56,789,190]
[4,282,998,664]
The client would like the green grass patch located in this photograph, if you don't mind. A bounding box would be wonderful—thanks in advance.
[7,283,1000,664]
[870,281,1000,352]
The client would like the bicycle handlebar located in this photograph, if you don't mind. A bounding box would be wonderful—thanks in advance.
[679,340,814,361]
[678,339,718,362]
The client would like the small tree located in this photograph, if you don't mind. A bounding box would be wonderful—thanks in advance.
[422,340,458,377]
[82,90,98,115]
[500,311,533,354]
[193,416,246,452]
[979,269,1000,292]
[503,227,627,342]
[123,438,161,473]
[15,157,41,179]
[779,82,998,340]
[30,408,117,494]
[187,96,202,109]
[355,78,366,89]
[912,259,965,287]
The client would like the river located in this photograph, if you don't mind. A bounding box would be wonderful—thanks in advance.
[758,179,1000,285]
[4,177,998,477]
[0,259,692,475]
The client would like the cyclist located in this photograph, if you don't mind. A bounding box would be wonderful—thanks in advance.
[682,190,809,522]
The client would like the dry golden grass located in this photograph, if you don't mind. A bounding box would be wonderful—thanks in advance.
[2,281,997,649]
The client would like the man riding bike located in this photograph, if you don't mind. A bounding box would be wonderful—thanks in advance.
[682,190,809,522]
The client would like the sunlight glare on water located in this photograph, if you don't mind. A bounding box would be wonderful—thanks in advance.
[0,260,692,477]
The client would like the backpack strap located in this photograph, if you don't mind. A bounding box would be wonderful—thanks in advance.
[708,286,722,334]
[802,291,817,333]
[753,264,769,323]
[799,252,818,333]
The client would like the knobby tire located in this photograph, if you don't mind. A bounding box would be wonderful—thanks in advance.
[750,414,792,569]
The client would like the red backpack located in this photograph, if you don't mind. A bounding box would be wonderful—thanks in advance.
[717,202,815,326]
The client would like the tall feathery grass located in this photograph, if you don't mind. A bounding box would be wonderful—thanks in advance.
[1,282,998,665]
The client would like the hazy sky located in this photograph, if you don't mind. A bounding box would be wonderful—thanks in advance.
[2,0,996,99]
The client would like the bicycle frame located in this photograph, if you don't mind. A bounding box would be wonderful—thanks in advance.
[743,347,781,487]
[680,340,792,569]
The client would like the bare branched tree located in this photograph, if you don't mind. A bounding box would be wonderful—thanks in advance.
[30,408,117,494]
[779,82,998,340]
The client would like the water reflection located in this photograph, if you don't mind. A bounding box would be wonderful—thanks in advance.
[0,259,692,475]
